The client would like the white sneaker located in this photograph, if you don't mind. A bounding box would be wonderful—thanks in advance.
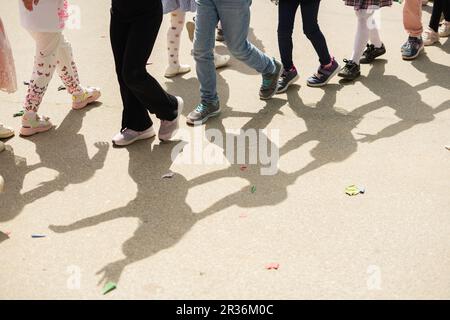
[214,53,230,69]
[20,112,53,137]
[0,124,14,139]
[439,21,450,37]
[164,64,191,78]
[112,127,155,146]
[159,96,183,141]
[423,27,440,46]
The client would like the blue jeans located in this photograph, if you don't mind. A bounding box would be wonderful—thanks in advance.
[194,0,276,104]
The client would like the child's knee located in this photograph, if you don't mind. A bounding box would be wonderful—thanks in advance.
[228,41,251,61]
[303,25,320,39]
[193,41,215,61]
[122,67,142,88]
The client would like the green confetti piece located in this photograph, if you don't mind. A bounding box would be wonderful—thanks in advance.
[251,186,256,194]
[102,282,117,295]
[13,110,24,117]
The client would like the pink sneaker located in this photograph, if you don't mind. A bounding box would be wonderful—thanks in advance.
[20,111,53,137]
[158,96,184,141]
[72,87,101,110]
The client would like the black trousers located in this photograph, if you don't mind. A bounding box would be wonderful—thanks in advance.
[278,0,331,70]
[429,0,450,32]
[110,0,178,132]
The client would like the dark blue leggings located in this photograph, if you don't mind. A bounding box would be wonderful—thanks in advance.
[277,0,331,70]
[429,0,450,32]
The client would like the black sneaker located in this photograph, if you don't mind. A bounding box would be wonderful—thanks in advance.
[276,67,299,94]
[259,58,282,100]
[186,101,221,125]
[338,59,361,80]
[402,36,424,60]
[360,43,386,64]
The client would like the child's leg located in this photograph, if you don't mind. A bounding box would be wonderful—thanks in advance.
[20,32,61,135]
[367,10,383,48]
[429,0,445,32]
[299,0,332,66]
[193,0,220,104]
[351,10,372,64]
[403,0,423,37]
[110,10,153,132]
[55,35,101,109]
[55,35,83,95]
[444,0,450,21]
[277,0,299,71]
[217,0,275,75]
[23,32,61,113]
[167,9,186,68]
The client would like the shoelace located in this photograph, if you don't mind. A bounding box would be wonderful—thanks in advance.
[405,37,419,50]
[195,104,208,113]
[342,59,356,69]
[365,44,375,54]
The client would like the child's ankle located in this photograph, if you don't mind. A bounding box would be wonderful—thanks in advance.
[322,57,334,69]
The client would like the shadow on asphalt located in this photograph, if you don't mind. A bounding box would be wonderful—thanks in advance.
[0,101,109,223]
[2,31,449,288]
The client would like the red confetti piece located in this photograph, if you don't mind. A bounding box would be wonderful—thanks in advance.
[240,165,248,171]
[265,263,280,270]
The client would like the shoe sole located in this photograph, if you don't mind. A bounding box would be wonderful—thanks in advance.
[19,125,53,137]
[424,39,440,46]
[260,61,283,100]
[113,131,156,147]
[0,132,15,139]
[72,91,102,110]
[307,65,340,88]
[164,68,191,78]
[338,71,361,80]
[186,109,221,126]
[402,45,424,60]
[276,74,300,94]
[159,96,184,141]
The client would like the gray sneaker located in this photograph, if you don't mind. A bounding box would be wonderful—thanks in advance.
[186,101,221,125]
[259,58,282,100]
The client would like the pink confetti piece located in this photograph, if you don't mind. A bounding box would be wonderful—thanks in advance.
[240,165,248,171]
[239,214,247,218]
[265,263,280,270]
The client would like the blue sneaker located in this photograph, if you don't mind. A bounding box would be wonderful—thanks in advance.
[402,36,424,60]
[186,101,221,125]
[307,58,340,87]
[259,58,282,100]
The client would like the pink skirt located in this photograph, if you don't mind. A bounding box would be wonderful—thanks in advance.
[0,17,17,93]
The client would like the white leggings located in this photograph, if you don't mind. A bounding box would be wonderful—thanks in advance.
[167,9,186,68]
[351,9,383,64]
[24,31,83,113]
